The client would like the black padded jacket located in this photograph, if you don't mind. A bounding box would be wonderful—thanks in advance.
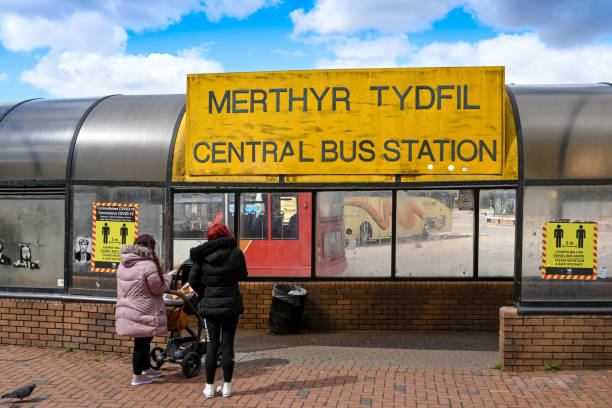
[188,237,248,317]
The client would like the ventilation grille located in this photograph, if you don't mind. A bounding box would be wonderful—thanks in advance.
[0,185,66,197]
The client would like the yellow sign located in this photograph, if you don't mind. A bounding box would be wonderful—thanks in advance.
[542,221,598,279]
[186,67,504,176]
[91,203,139,272]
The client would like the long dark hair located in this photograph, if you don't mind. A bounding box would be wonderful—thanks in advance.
[134,234,163,280]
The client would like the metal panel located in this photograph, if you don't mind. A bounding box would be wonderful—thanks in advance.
[72,95,185,182]
[0,98,99,181]
[0,101,24,121]
[509,84,612,180]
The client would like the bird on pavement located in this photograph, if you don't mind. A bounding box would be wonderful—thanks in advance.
[1,383,36,401]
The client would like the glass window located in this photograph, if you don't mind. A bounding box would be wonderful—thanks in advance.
[173,192,234,266]
[240,193,268,239]
[0,196,64,289]
[317,191,392,277]
[395,190,473,277]
[241,192,312,277]
[479,189,516,277]
[522,185,612,302]
[271,193,298,239]
[71,186,164,296]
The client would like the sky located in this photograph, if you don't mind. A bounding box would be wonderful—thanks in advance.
[0,0,611,100]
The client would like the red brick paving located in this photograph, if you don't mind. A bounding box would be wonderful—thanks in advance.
[1,344,612,407]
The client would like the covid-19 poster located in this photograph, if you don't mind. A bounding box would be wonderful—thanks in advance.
[91,203,139,272]
[542,221,597,280]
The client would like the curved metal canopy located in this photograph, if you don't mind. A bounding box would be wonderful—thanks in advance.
[0,100,26,121]
[509,84,612,180]
[71,94,185,182]
[1,86,610,184]
[0,98,99,181]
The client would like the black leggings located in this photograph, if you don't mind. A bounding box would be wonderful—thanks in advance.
[205,315,238,384]
[133,337,153,375]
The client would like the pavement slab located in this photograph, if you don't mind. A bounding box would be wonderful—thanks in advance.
[1,330,611,407]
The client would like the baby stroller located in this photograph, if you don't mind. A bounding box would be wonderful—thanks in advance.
[149,260,221,377]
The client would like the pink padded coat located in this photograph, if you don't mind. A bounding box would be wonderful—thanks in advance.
[115,245,171,338]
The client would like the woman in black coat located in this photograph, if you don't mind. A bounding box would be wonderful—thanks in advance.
[188,223,247,399]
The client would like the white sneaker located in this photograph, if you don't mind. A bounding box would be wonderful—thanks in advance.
[131,374,154,386]
[141,368,163,378]
[217,382,231,397]
[203,383,215,398]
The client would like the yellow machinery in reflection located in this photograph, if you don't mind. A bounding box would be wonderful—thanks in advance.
[343,195,452,245]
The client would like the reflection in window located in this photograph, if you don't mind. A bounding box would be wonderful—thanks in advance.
[479,189,515,277]
[174,193,235,239]
[240,193,268,239]
[72,186,164,295]
[241,192,312,277]
[316,192,347,277]
[316,191,391,278]
[173,193,234,265]
[522,185,612,302]
[395,190,473,277]
[271,193,298,239]
[0,196,64,289]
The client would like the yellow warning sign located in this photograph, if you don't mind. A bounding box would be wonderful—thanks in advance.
[91,203,139,272]
[542,221,598,279]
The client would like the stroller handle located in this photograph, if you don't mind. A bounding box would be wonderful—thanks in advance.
[166,289,188,302]
[165,289,200,316]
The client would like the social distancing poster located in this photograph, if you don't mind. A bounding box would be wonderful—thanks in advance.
[542,221,598,279]
[91,203,139,272]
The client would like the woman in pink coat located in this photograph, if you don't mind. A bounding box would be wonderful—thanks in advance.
[115,234,171,386]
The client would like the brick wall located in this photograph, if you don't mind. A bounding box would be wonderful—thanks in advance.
[500,306,612,371]
[0,299,169,354]
[243,281,513,330]
[0,281,512,355]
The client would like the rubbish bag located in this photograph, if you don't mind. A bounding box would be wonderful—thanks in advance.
[269,284,307,334]
[272,284,307,306]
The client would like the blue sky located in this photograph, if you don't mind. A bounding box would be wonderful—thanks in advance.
[0,0,611,100]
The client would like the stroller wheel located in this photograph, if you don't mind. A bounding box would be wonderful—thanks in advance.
[150,347,165,370]
[182,351,201,378]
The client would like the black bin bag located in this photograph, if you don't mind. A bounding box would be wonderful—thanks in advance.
[269,284,307,334]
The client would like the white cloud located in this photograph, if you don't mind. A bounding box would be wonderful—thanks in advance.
[290,1,612,83]
[21,49,223,97]
[0,12,126,53]
[0,1,283,30]
[0,0,282,53]
[0,1,204,32]
[405,33,612,84]
[315,35,413,68]
[292,0,612,48]
[203,0,282,22]
[0,72,7,81]
[0,0,284,96]
[316,32,612,84]
[466,0,612,47]
[291,0,460,35]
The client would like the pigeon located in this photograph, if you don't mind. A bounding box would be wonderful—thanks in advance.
[1,383,36,401]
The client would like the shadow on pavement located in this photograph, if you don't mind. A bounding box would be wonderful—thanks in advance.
[238,358,290,366]
[238,375,358,396]
[235,329,498,353]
